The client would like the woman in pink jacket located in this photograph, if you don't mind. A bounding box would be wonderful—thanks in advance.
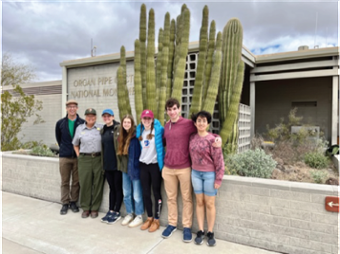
[189,110,224,247]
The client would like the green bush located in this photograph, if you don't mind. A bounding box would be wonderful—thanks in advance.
[30,145,56,157]
[224,156,238,175]
[304,152,329,169]
[310,170,328,184]
[225,148,277,178]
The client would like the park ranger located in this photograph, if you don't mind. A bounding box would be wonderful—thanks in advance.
[72,108,104,219]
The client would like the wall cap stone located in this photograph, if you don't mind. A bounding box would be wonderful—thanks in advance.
[2,152,337,196]
[1,151,59,163]
[223,175,338,195]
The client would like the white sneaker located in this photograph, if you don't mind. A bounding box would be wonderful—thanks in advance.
[128,215,143,228]
[121,214,134,226]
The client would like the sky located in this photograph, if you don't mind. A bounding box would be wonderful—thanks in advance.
[2,0,339,81]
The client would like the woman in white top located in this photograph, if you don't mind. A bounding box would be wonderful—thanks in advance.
[136,109,165,232]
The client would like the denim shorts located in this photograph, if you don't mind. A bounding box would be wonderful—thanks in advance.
[191,169,217,196]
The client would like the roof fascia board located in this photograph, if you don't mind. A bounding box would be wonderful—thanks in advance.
[251,59,339,74]
[255,47,339,64]
[250,69,338,82]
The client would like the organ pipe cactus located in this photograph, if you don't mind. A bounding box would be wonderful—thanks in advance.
[202,20,216,105]
[218,18,244,153]
[146,8,157,113]
[190,5,209,115]
[134,39,143,124]
[117,66,127,121]
[120,46,132,117]
[156,28,163,108]
[219,18,243,125]
[139,4,147,109]
[171,8,190,101]
[219,62,244,150]
[158,12,170,124]
[166,19,176,99]
[173,14,181,79]
[202,31,222,116]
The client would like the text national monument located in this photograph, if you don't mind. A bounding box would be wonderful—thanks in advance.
[70,74,135,99]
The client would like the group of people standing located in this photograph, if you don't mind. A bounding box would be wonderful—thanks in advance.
[55,98,224,247]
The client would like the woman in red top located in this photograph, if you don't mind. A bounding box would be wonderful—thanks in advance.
[189,110,224,247]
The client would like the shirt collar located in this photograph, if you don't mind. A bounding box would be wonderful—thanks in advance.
[82,122,99,130]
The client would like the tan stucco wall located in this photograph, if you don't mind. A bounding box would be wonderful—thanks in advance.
[20,94,62,146]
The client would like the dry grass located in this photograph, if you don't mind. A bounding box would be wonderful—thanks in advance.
[271,161,339,184]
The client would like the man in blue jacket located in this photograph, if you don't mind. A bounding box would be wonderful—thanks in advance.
[55,100,85,215]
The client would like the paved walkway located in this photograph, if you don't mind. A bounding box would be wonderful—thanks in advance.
[2,192,278,254]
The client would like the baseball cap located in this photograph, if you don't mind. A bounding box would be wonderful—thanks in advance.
[84,108,97,115]
[102,109,114,116]
[141,109,154,119]
[66,99,78,106]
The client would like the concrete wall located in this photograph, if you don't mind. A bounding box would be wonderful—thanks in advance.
[2,152,339,254]
[256,77,332,140]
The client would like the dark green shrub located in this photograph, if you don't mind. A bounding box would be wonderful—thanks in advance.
[225,148,277,178]
[304,152,329,169]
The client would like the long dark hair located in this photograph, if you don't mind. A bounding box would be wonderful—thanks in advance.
[118,115,135,155]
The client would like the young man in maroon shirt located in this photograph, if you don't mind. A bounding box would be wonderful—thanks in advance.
[161,98,220,243]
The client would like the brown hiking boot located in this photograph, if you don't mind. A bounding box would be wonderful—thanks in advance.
[140,217,153,230]
[148,219,160,232]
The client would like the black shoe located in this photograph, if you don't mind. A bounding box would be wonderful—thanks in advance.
[206,232,216,247]
[195,230,204,245]
[60,204,69,215]
[70,202,79,213]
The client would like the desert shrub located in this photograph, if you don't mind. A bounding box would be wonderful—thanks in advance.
[310,170,328,184]
[21,140,45,149]
[30,145,55,157]
[266,108,329,165]
[250,135,264,150]
[224,156,239,175]
[225,148,277,178]
[266,108,306,143]
[271,140,297,165]
[304,152,329,169]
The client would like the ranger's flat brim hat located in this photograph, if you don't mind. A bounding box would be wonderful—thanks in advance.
[85,108,97,115]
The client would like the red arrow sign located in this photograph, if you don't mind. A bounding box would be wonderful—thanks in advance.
[325,197,339,212]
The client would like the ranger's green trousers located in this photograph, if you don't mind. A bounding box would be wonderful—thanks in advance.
[78,155,104,211]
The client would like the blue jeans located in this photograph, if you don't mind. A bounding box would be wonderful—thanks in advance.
[191,169,217,196]
[122,172,144,215]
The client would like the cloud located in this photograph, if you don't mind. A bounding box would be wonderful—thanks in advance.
[2,0,338,81]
